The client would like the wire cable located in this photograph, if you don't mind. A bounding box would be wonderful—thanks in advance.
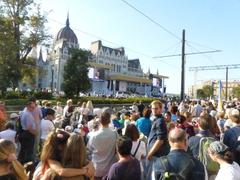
[120,0,181,41]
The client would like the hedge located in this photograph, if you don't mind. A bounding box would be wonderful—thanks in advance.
[1,97,158,106]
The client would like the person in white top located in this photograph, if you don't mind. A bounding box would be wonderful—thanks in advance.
[125,124,146,179]
[40,108,55,144]
[63,99,73,117]
[53,101,63,117]
[208,141,240,180]
[0,122,16,145]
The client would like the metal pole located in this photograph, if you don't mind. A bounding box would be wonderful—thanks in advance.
[226,67,228,101]
[181,29,185,101]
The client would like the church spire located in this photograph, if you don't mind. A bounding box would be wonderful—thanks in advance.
[39,47,43,62]
[66,12,70,27]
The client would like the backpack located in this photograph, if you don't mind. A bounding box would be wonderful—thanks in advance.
[198,136,219,174]
[159,156,195,180]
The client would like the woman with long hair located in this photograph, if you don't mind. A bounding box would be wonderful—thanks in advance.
[33,129,94,180]
[0,139,27,180]
[62,134,90,180]
[86,101,94,121]
[208,141,240,180]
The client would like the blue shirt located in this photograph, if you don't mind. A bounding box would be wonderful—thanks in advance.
[147,115,169,157]
[136,117,152,137]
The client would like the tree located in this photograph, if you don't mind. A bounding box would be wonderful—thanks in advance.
[202,85,214,98]
[232,85,240,98]
[0,0,50,90]
[62,49,91,97]
[197,89,206,99]
[197,85,214,99]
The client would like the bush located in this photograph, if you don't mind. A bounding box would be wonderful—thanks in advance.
[33,92,53,100]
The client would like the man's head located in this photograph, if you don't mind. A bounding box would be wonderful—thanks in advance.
[151,100,162,116]
[230,109,240,124]
[100,108,111,126]
[45,108,55,121]
[26,97,36,112]
[169,128,187,151]
[116,136,132,157]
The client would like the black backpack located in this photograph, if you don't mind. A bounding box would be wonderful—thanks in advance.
[159,156,195,180]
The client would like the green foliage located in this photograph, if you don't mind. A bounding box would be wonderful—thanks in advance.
[0,0,50,89]
[197,85,214,99]
[232,85,240,98]
[62,49,91,97]
[3,91,52,100]
[2,97,156,106]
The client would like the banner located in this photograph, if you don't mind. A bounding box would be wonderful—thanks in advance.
[217,80,223,112]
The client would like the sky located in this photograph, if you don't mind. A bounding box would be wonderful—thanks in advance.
[38,0,240,94]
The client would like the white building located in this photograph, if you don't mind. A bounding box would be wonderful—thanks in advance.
[35,16,168,96]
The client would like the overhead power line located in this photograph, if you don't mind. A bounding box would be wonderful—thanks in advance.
[120,0,181,40]
[153,50,221,59]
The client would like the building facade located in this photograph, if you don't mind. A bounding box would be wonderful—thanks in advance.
[35,16,168,96]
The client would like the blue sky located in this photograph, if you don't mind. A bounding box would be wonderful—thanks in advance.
[39,0,240,94]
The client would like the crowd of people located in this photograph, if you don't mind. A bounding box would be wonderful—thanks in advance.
[0,98,239,180]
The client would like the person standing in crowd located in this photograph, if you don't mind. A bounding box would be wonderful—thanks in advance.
[0,139,27,180]
[104,136,141,180]
[0,101,7,131]
[0,122,16,145]
[63,99,73,117]
[156,128,206,180]
[62,134,92,180]
[53,101,63,118]
[125,124,146,180]
[146,100,169,180]
[86,100,94,121]
[18,98,37,164]
[192,100,203,117]
[88,108,118,180]
[138,101,145,117]
[208,141,240,180]
[135,107,152,137]
[223,109,240,165]
[9,113,19,130]
[40,108,55,150]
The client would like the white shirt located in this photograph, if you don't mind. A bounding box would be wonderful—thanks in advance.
[215,162,240,180]
[40,119,55,140]
[0,129,16,144]
[131,140,146,160]
[88,127,118,177]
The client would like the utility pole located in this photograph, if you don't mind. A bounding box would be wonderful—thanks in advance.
[181,29,185,101]
[226,67,228,101]
[189,64,240,100]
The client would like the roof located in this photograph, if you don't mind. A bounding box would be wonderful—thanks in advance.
[128,59,141,69]
[107,74,152,84]
[55,15,78,44]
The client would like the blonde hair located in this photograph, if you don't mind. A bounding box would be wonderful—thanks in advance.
[62,134,87,168]
[151,100,162,109]
[0,139,27,180]
[86,101,93,110]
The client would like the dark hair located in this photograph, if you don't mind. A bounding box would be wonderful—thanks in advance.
[143,107,151,119]
[26,97,36,105]
[223,150,234,164]
[117,136,132,156]
[67,106,75,113]
[125,124,140,141]
[171,106,178,114]
[46,108,55,116]
[124,111,131,117]
[177,115,186,124]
